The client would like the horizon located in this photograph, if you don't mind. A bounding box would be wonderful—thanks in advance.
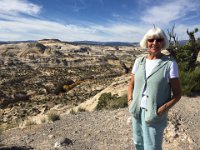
[0,0,200,42]
[0,39,188,43]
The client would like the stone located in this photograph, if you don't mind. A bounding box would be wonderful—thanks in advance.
[54,137,73,147]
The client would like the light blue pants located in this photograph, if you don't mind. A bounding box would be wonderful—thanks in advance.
[131,108,167,150]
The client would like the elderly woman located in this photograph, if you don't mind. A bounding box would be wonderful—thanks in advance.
[128,27,181,150]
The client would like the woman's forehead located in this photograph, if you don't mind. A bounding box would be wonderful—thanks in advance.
[148,35,162,39]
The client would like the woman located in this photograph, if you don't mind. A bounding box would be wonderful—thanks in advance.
[128,26,181,150]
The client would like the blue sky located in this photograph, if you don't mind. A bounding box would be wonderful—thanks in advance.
[0,0,200,42]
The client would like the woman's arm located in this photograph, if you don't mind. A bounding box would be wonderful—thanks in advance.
[157,78,181,116]
[128,74,134,106]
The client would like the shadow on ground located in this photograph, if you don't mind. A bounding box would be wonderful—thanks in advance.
[0,146,34,150]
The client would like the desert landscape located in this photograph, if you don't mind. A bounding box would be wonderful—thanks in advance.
[0,39,199,150]
[0,39,143,126]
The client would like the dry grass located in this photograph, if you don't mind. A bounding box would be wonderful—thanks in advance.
[47,111,60,122]
[25,120,36,126]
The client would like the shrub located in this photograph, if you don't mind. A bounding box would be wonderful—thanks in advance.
[40,117,47,123]
[47,111,60,122]
[54,79,79,95]
[96,92,128,110]
[69,109,76,114]
[179,64,200,96]
[2,122,19,130]
[173,42,200,96]
[25,120,36,126]
[191,67,200,92]
[78,107,86,112]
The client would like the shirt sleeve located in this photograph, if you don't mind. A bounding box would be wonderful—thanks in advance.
[131,59,139,74]
[169,60,179,78]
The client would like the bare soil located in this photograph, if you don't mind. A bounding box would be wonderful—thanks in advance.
[0,96,199,150]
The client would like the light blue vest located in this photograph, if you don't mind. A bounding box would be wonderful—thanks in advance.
[129,55,173,124]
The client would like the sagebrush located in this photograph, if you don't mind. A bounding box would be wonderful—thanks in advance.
[96,92,128,110]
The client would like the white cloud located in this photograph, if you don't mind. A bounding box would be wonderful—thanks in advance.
[0,0,41,16]
[92,24,142,34]
[1,11,199,42]
[89,24,147,42]
[141,0,199,25]
[0,0,148,42]
[0,14,148,42]
[1,0,199,42]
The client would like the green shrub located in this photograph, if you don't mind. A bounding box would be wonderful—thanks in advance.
[173,41,200,96]
[96,92,128,110]
[179,66,200,96]
[191,67,200,90]
[78,107,86,112]
[47,111,60,122]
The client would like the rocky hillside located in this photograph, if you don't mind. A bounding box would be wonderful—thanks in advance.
[0,39,145,129]
[0,71,199,150]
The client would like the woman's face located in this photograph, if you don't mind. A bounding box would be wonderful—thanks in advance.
[147,35,163,55]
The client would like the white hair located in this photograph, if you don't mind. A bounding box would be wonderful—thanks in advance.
[140,27,169,50]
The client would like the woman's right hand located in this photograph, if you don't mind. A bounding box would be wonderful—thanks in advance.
[128,98,132,106]
[128,74,134,106]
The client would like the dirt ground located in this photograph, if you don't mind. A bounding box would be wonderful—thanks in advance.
[0,96,199,150]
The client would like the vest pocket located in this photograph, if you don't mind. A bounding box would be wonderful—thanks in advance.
[145,104,162,124]
[145,107,168,125]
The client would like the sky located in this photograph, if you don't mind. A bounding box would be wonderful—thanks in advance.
[0,0,200,42]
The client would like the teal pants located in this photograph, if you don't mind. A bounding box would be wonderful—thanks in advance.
[131,108,167,150]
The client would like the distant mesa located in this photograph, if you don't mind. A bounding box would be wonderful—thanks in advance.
[38,39,61,43]
[72,41,137,46]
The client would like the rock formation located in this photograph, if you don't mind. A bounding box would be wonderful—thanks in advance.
[0,39,142,128]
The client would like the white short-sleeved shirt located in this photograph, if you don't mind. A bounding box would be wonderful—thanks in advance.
[131,58,179,108]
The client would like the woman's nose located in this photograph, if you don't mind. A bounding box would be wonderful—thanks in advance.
[153,40,159,44]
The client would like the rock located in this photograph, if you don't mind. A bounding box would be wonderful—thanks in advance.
[48,134,55,139]
[54,137,73,148]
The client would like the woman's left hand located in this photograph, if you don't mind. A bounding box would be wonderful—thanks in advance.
[157,104,166,116]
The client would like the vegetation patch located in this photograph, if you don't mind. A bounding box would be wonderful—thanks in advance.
[25,120,36,126]
[174,43,200,96]
[47,111,60,122]
[0,123,19,131]
[96,92,128,110]
[167,26,200,96]
[78,107,86,112]
[40,117,47,123]
[179,66,200,96]
[69,109,76,114]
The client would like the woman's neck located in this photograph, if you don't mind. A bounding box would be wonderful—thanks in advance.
[147,53,163,60]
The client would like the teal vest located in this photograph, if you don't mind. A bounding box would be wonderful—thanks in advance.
[129,55,173,124]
